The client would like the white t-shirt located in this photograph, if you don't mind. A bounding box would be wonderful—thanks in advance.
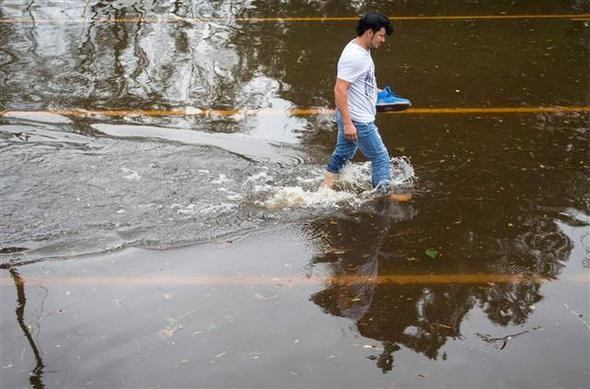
[336,40,377,123]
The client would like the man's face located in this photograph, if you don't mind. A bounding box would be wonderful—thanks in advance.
[368,27,387,49]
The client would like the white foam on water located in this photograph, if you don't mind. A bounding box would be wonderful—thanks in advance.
[255,157,416,210]
[339,156,416,191]
[163,158,416,224]
[258,186,359,209]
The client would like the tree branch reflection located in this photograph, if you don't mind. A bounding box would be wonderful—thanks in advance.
[308,199,572,372]
[9,268,45,389]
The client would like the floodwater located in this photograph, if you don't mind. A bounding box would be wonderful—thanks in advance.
[1,0,589,387]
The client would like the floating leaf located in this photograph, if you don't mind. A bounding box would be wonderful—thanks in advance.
[159,317,184,338]
[425,248,439,259]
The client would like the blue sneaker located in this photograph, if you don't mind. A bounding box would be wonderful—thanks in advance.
[376,86,411,112]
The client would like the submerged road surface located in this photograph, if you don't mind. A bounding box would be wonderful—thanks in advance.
[1,0,589,387]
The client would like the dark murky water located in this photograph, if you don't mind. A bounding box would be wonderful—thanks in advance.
[1,1,589,387]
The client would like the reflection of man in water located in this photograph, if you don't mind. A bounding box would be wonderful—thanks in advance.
[311,200,474,372]
[310,198,417,370]
[320,12,409,202]
[313,199,415,318]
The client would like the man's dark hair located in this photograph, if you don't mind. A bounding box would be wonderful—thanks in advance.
[356,12,393,36]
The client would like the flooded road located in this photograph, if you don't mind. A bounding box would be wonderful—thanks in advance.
[1,0,589,387]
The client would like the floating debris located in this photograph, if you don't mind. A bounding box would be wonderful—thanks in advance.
[477,326,542,350]
[564,303,590,330]
[158,317,184,338]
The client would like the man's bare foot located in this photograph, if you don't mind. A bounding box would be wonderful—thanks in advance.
[388,193,412,202]
[319,171,337,190]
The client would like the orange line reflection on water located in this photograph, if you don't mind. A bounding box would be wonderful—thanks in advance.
[0,14,589,24]
[2,273,588,287]
[2,106,590,119]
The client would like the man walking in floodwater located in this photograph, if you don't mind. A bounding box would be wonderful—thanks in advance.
[320,12,410,202]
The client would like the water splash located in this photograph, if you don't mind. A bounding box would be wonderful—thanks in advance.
[0,118,416,262]
[338,156,415,192]
[253,157,416,210]
[259,186,359,209]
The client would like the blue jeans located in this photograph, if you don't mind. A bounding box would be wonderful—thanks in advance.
[326,111,391,189]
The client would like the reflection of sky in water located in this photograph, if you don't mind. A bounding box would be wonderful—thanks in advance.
[234,76,307,143]
[0,0,309,143]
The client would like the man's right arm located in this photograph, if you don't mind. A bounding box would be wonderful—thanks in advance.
[334,78,357,142]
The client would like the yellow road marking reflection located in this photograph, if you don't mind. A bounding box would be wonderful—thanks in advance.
[0,14,589,24]
[1,273,588,287]
[2,106,589,119]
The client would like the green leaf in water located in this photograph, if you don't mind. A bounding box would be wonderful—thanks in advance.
[425,248,439,259]
[395,146,406,153]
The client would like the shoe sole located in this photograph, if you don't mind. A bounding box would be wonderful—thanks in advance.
[376,103,412,112]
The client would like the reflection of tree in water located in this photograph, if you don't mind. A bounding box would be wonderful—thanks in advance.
[7,268,45,389]
[475,212,571,326]
[308,199,572,372]
[1,0,254,113]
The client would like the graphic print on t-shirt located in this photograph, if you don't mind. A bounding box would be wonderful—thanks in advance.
[363,65,376,97]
